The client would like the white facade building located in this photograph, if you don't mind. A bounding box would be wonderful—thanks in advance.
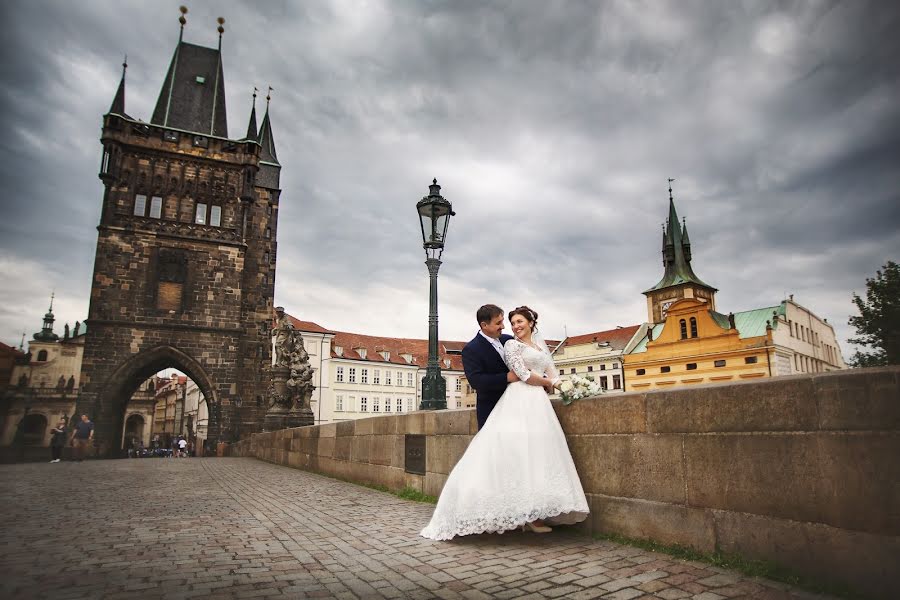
[283,315,465,424]
[550,325,645,394]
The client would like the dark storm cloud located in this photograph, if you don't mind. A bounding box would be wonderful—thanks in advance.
[1,0,898,358]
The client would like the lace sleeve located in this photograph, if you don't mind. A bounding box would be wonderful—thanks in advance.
[503,339,532,382]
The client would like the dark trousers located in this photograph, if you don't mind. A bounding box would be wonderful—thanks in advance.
[51,445,63,460]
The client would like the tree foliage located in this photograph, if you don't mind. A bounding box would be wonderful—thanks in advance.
[848,260,899,367]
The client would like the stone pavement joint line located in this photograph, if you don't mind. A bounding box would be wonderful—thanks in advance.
[0,458,833,599]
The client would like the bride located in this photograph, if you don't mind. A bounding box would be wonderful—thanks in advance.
[420,305,589,540]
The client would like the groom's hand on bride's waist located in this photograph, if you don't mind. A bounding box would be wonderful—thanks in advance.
[506,371,519,383]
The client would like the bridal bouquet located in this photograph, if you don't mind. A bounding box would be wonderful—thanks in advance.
[558,374,605,405]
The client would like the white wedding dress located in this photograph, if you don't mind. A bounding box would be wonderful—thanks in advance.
[420,336,589,540]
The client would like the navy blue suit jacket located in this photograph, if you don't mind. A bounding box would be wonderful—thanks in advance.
[462,332,514,429]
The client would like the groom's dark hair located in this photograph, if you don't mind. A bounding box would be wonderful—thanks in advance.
[476,304,504,326]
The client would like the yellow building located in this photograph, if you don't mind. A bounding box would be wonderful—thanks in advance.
[624,185,845,391]
[626,299,773,390]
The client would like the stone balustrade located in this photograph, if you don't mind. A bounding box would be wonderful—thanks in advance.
[228,366,900,598]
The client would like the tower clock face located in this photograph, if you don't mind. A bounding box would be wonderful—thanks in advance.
[661,301,673,317]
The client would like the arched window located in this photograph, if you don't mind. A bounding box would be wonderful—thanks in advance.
[37,350,48,362]
[679,319,687,339]
[690,317,698,338]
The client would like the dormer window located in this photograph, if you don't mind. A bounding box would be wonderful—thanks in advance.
[379,350,390,361]
[356,348,367,359]
[334,346,343,357]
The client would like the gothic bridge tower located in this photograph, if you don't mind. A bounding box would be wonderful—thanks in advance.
[78,10,282,453]
[643,181,717,324]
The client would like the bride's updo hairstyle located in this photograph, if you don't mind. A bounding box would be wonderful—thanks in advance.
[508,305,538,331]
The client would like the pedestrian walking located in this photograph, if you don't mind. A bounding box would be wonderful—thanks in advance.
[178,436,188,458]
[49,419,67,463]
[69,415,94,462]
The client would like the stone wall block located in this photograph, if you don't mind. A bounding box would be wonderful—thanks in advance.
[318,423,337,438]
[370,435,393,466]
[815,368,900,431]
[647,377,817,433]
[401,412,425,435]
[372,415,399,435]
[590,494,716,553]
[554,395,646,434]
[354,417,374,436]
[317,436,335,459]
[333,435,352,462]
[351,434,372,464]
[684,433,824,524]
[390,434,405,468]
[713,509,900,600]
[424,471,448,498]
[568,434,685,503]
[335,420,355,438]
[814,432,900,535]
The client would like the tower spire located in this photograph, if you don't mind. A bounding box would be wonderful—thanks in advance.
[245,87,258,141]
[109,55,127,115]
[209,16,225,134]
[33,291,59,342]
[644,178,716,299]
[258,86,279,164]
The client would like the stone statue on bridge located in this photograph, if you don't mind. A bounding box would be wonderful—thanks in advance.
[267,307,315,429]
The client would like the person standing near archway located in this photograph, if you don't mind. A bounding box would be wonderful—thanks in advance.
[49,419,67,463]
[69,415,94,462]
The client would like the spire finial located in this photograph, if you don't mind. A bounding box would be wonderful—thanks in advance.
[217,16,225,49]
[266,86,273,107]
[667,177,675,202]
[122,54,128,76]
[253,86,258,103]
[19,331,25,351]
[48,291,55,313]
[178,6,188,41]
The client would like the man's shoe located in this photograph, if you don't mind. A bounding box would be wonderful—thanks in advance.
[50,459,60,463]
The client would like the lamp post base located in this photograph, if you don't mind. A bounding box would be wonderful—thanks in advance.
[420,367,447,410]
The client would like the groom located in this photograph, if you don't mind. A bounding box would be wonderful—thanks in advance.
[462,304,519,429]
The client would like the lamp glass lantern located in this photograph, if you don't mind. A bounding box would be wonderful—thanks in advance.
[416,179,455,259]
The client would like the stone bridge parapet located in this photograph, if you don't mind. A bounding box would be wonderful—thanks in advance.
[228,366,900,599]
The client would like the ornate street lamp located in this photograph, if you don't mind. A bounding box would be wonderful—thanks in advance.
[416,179,455,410]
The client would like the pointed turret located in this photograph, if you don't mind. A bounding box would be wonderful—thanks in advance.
[681,218,692,262]
[256,87,281,189]
[108,57,127,116]
[150,8,228,137]
[244,88,258,141]
[644,180,716,294]
[33,293,60,342]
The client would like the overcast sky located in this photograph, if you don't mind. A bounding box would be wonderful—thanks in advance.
[1,1,897,359]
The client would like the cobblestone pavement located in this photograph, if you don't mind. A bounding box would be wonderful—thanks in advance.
[0,458,831,600]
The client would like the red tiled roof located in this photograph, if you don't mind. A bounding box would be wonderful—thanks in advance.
[557,325,641,352]
[329,330,466,371]
[287,315,333,334]
[0,341,25,356]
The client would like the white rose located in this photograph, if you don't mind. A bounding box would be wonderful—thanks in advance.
[559,380,575,393]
